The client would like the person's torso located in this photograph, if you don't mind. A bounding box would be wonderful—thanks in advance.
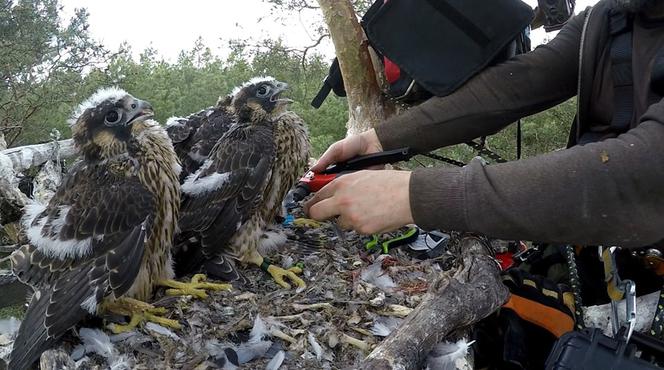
[577,4,664,143]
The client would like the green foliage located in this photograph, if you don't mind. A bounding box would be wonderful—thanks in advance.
[6,0,574,163]
[73,38,349,157]
[0,304,25,320]
[1,0,107,146]
[408,98,574,169]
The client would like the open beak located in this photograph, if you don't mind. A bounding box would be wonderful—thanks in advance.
[127,99,154,125]
[270,82,294,105]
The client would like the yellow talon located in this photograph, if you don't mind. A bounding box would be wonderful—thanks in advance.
[103,297,181,334]
[267,264,306,290]
[159,274,232,299]
[288,266,303,274]
[293,218,322,228]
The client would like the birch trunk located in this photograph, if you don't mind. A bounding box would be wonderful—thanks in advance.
[316,0,395,136]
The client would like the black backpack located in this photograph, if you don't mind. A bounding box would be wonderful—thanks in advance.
[311,0,573,108]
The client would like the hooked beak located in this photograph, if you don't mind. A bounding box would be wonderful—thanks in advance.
[127,99,154,125]
[270,82,294,105]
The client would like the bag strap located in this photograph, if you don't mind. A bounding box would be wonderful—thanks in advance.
[311,82,333,109]
[311,58,346,108]
[608,11,634,131]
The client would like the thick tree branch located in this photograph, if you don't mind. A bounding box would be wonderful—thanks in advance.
[1,138,76,173]
[360,237,509,370]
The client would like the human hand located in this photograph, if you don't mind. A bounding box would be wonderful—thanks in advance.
[304,170,413,235]
[310,129,383,173]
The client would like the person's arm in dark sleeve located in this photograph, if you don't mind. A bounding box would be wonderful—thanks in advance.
[375,11,586,153]
[410,100,664,248]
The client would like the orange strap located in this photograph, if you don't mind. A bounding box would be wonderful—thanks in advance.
[502,294,574,338]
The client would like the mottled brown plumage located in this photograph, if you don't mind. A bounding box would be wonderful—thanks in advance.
[165,95,235,181]
[9,88,181,370]
[173,78,309,287]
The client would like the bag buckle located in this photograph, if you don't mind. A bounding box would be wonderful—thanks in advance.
[601,246,637,343]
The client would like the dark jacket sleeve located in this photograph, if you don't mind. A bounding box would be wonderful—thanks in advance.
[410,100,664,247]
[375,10,586,152]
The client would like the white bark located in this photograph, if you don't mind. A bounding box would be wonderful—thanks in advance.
[0,139,76,223]
[584,290,660,336]
[32,160,63,204]
[1,138,76,173]
[0,154,27,224]
[316,0,395,136]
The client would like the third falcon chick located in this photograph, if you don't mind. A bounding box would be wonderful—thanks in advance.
[165,94,235,181]
[174,77,310,289]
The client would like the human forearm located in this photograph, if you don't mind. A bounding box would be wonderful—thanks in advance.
[410,116,664,247]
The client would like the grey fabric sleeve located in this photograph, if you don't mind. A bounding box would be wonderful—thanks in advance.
[410,100,664,248]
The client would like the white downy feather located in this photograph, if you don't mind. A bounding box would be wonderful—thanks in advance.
[235,341,272,365]
[360,256,396,291]
[0,317,21,356]
[370,317,402,337]
[307,332,323,361]
[22,201,94,260]
[69,87,128,126]
[249,314,270,343]
[144,322,180,340]
[258,229,288,256]
[165,116,185,126]
[231,76,276,96]
[109,355,132,370]
[181,172,230,196]
[426,339,475,370]
[265,350,285,370]
[77,327,133,369]
[0,317,21,338]
[235,315,273,364]
[79,328,114,359]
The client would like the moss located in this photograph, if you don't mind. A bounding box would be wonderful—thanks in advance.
[0,304,25,320]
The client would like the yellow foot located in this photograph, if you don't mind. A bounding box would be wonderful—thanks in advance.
[103,297,181,334]
[159,274,232,299]
[267,264,306,290]
[293,218,322,228]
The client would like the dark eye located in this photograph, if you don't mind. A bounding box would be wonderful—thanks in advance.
[105,109,121,124]
[131,103,137,109]
[256,85,270,98]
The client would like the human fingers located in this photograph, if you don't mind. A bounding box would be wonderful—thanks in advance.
[306,197,341,221]
[310,137,360,173]
[303,179,339,215]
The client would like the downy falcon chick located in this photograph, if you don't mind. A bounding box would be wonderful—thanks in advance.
[9,88,183,370]
[165,94,235,181]
[174,77,310,289]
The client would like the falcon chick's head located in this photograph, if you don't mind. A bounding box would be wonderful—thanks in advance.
[70,87,154,160]
[231,77,293,122]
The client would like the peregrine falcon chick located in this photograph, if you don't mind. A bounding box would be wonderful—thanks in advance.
[174,77,310,289]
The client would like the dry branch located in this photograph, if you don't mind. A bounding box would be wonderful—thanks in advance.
[360,236,509,370]
[1,138,75,173]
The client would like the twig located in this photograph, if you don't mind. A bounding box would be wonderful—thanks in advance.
[292,302,334,311]
[350,327,373,337]
[269,313,305,321]
[270,328,297,344]
[340,333,371,352]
